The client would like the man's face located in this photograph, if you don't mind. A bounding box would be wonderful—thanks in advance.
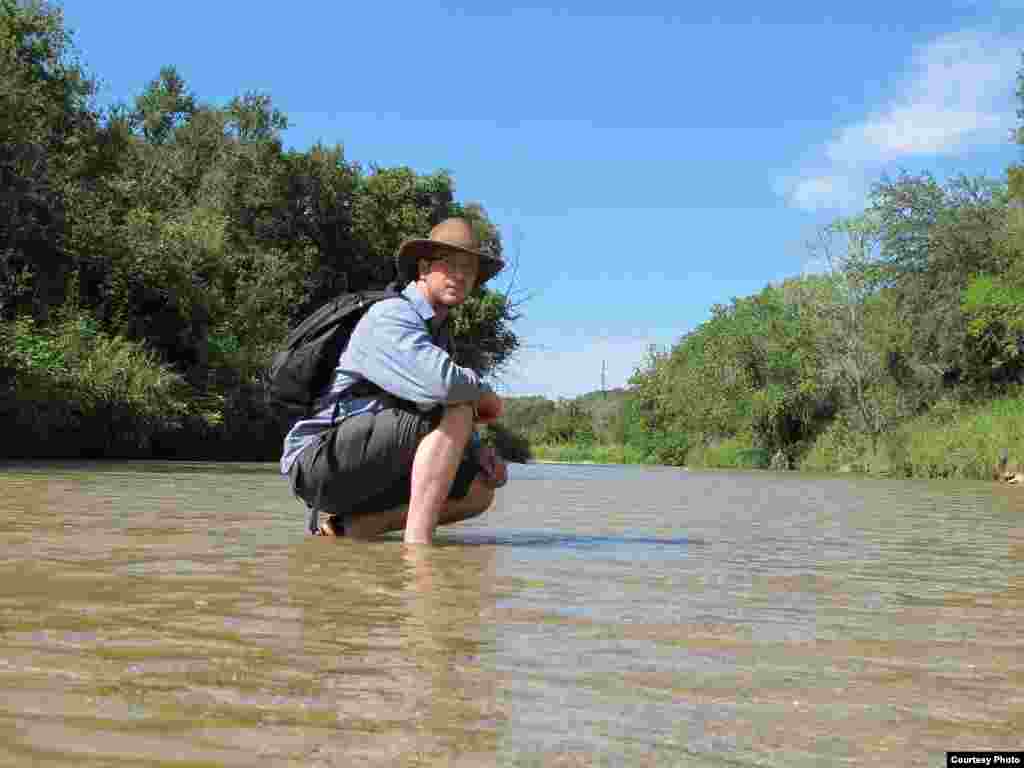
[419,249,479,307]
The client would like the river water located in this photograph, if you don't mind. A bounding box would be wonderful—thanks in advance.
[0,461,1020,766]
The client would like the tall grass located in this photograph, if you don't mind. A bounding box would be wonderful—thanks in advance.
[686,434,769,469]
[5,314,190,421]
[801,393,1024,479]
[899,394,1024,479]
[0,313,191,456]
[800,416,874,473]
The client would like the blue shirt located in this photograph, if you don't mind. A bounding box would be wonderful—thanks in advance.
[280,282,491,474]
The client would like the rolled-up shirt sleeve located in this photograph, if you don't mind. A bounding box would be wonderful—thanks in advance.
[344,298,490,407]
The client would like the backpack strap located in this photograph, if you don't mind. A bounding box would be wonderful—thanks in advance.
[328,289,411,418]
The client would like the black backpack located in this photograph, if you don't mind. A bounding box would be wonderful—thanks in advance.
[267,287,404,423]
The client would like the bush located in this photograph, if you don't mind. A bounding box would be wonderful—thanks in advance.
[899,392,1024,479]
[688,434,767,469]
[0,313,191,457]
[800,394,1024,479]
[482,422,532,463]
[645,429,689,466]
[800,415,873,473]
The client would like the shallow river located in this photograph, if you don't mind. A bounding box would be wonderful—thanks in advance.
[0,461,1021,766]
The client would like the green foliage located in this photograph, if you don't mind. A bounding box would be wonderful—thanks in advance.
[0,5,521,458]
[0,310,195,457]
[803,392,1024,480]
[688,434,768,469]
[867,172,1010,375]
[502,395,556,440]
[627,276,841,466]
[962,274,1024,379]
[480,422,532,463]
[796,62,1024,478]
[800,414,875,473]
[498,389,665,465]
[1,0,97,321]
[529,50,1024,477]
[4,312,188,418]
[451,286,520,375]
[536,399,595,445]
[899,392,1024,479]
[131,66,195,144]
[0,0,95,147]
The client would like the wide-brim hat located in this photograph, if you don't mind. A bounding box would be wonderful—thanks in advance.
[395,217,504,285]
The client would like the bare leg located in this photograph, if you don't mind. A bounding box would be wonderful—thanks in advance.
[404,403,475,544]
[339,475,496,540]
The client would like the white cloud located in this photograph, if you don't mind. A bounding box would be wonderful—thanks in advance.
[784,29,1021,212]
[785,173,864,212]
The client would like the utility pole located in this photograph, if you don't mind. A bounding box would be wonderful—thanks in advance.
[601,359,606,398]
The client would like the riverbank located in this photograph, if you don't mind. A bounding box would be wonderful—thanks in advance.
[529,442,649,465]
[528,392,1024,481]
[801,392,1024,480]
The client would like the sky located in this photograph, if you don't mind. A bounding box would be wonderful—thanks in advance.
[60,0,1024,399]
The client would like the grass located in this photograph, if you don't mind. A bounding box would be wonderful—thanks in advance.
[532,393,1024,481]
[899,394,1024,479]
[801,392,1024,479]
[2,312,190,429]
[687,435,769,470]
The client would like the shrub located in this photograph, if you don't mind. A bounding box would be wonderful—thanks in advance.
[0,313,190,456]
[800,415,872,472]
[645,428,689,466]
[482,422,532,463]
[899,392,1024,479]
[689,434,767,469]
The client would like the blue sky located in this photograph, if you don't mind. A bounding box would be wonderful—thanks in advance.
[61,1,1024,398]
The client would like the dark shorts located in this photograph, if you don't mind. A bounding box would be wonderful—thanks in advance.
[288,397,480,531]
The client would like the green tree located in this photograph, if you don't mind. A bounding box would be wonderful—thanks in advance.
[0,0,97,321]
[867,172,1009,381]
[131,66,196,145]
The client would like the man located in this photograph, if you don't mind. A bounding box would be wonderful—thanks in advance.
[280,217,508,545]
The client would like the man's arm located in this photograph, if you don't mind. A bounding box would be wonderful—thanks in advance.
[345,300,490,406]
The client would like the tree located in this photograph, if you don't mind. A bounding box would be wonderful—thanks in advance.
[800,217,922,454]
[131,66,196,145]
[867,172,1009,379]
[0,4,526,458]
[0,0,97,321]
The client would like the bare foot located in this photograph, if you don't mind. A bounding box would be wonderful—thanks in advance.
[318,514,345,536]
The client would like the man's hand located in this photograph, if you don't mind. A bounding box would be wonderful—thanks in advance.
[475,391,503,424]
[478,445,508,489]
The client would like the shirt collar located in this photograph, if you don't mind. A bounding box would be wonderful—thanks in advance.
[402,281,442,330]
[402,281,434,321]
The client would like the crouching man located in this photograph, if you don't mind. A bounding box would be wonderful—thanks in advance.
[280,218,508,544]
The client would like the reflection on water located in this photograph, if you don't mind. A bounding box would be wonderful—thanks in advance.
[0,460,1021,766]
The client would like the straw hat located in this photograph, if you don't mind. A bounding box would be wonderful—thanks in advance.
[395,217,504,285]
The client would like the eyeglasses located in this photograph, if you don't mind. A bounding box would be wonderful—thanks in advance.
[432,251,479,278]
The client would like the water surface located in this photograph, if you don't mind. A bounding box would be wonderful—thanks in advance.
[1,461,1021,766]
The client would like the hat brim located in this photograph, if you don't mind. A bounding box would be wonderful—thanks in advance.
[395,239,504,285]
